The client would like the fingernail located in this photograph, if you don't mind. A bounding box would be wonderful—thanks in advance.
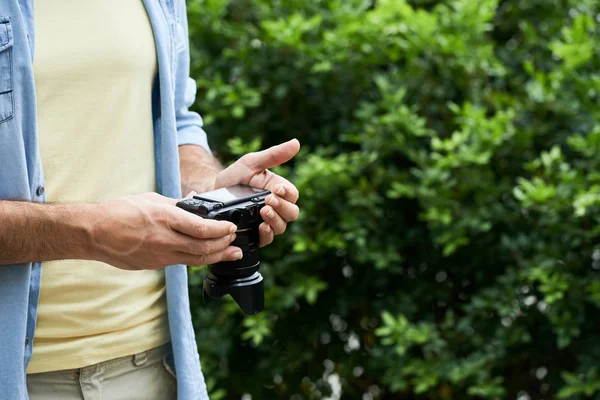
[233,250,243,260]
[229,225,237,234]
[277,187,285,196]
[230,234,236,242]
[269,195,279,207]
[264,224,271,233]
[265,206,272,217]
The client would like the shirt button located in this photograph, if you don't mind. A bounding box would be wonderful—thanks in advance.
[25,337,30,346]
[36,186,45,196]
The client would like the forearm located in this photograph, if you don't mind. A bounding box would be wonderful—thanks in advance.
[0,201,99,265]
[179,144,223,194]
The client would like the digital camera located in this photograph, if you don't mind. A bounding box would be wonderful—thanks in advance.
[176,184,270,314]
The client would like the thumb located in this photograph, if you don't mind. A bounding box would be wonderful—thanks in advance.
[243,139,301,171]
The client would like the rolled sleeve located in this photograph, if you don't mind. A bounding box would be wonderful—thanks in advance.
[174,3,210,153]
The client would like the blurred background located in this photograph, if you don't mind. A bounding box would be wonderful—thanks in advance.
[184,0,600,399]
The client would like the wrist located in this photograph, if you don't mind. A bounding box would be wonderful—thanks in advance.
[179,144,222,194]
[80,202,112,263]
[47,202,103,261]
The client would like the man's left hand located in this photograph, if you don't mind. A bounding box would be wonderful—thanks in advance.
[214,139,301,247]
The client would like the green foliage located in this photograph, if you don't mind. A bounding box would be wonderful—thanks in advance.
[186,0,600,398]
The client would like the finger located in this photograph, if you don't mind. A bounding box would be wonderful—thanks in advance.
[242,139,300,171]
[265,194,299,222]
[177,233,237,256]
[246,171,299,203]
[259,222,274,247]
[263,177,300,204]
[168,207,237,238]
[178,246,244,267]
[260,205,287,235]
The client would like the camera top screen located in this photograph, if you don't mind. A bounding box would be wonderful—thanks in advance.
[198,185,268,203]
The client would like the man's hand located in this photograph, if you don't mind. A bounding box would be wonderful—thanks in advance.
[0,193,242,268]
[214,139,301,247]
[91,192,242,270]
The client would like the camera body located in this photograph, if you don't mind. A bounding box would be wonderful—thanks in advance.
[176,185,270,315]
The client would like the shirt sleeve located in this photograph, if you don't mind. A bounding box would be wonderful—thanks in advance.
[173,0,211,153]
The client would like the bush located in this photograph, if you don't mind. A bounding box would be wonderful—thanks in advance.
[186,1,600,399]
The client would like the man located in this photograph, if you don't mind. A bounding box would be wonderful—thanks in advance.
[0,0,300,399]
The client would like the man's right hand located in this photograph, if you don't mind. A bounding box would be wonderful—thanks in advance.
[0,192,241,269]
[90,192,242,271]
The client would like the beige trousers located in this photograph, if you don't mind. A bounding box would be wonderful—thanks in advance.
[27,343,177,400]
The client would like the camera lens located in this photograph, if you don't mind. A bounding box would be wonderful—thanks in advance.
[204,216,264,314]
[175,187,270,315]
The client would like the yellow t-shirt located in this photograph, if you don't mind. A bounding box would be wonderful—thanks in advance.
[28,0,170,373]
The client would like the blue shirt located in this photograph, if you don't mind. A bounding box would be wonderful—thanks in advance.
[0,1,210,399]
